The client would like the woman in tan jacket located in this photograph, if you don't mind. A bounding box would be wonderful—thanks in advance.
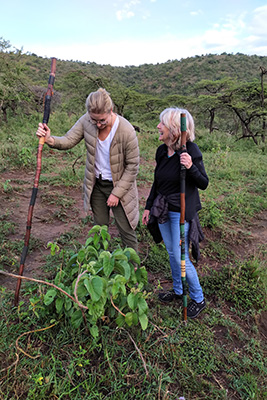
[36,88,139,251]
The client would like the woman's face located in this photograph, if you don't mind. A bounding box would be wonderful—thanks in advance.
[157,121,170,144]
[89,111,112,130]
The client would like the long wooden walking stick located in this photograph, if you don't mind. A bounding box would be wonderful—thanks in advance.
[180,113,187,322]
[14,58,57,306]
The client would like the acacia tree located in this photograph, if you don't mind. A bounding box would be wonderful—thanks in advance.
[0,38,34,122]
[57,70,106,117]
[221,79,267,145]
[193,78,231,133]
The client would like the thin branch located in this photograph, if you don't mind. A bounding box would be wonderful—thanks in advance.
[15,322,58,359]
[72,155,82,175]
[121,328,149,377]
[0,270,87,310]
[0,353,19,375]
[110,296,126,317]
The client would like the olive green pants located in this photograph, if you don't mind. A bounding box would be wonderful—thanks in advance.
[90,179,138,252]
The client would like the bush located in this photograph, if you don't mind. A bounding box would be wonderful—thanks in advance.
[30,226,150,338]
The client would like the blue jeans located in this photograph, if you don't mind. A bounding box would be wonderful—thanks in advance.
[158,211,204,303]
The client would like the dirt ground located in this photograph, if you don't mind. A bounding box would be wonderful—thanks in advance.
[0,168,266,336]
[0,169,151,289]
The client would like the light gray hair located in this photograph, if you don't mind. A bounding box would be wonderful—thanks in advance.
[160,107,195,150]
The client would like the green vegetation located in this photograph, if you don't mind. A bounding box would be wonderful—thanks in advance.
[38,226,149,338]
[0,40,266,399]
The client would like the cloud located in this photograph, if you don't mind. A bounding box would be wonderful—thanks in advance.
[190,10,203,17]
[116,10,135,21]
[115,0,141,21]
[250,5,267,36]
[238,6,267,56]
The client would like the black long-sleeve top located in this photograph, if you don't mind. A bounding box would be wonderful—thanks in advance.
[145,142,209,221]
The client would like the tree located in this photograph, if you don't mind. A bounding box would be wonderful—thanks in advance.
[0,38,34,122]
[193,78,231,133]
[221,80,267,145]
[57,70,106,117]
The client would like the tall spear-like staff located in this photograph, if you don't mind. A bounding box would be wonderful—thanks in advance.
[180,113,187,322]
[14,58,57,306]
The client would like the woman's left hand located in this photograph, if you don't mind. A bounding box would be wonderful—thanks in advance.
[180,152,193,169]
[107,193,119,207]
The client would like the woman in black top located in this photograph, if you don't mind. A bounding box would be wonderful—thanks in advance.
[142,107,209,319]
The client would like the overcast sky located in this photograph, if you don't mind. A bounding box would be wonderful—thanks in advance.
[2,0,267,66]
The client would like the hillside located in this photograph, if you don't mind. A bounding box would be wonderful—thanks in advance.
[21,52,267,96]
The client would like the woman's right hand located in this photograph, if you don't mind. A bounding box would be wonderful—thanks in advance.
[36,123,54,145]
[142,209,150,225]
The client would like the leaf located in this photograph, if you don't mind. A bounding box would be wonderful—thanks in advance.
[88,225,102,234]
[132,312,139,326]
[71,309,84,328]
[101,226,110,241]
[93,234,100,247]
[103,240,109,250]
[139,313,148,330]
[111,281,121,297]
[55,297,64,313]
[112,276,127,296]
[77,283,88,298]
[68,254,78,267]
[119,260,131,280]
[44,289,57,306]
[85,237,94,247]
[135,266,148,285]
[125,312,134,327]
[64,297,72,311]
[88,276,103,302]
[124,247,140,265]
[100,252,113,277]
[54,271,66,285]
[113,249,128,260]
[83,278,90,293]
[85,245,99,259]
[77,249,86,263]
[138,297,148,314]
[127,292,137,310]
[90,324,99,338]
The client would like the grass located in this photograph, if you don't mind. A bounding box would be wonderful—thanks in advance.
[0,115,267,399]
[1,278,266,399]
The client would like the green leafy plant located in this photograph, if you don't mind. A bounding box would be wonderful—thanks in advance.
[41,225,149,338]
[19,147,33,167]
[2,179,13,193]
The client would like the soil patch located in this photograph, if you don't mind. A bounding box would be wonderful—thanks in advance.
[1,169,266,292]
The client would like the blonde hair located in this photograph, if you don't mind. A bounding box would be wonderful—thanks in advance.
[86,88,113,114]
[160,107,195,150]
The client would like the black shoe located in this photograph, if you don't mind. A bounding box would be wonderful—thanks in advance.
[158,289,183,303]
[187,299,206,319]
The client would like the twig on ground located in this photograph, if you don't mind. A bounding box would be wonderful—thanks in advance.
[15,322,58,359]
[121,328,149,377]
[72,155,83,175]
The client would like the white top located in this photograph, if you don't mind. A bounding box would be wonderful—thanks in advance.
[94,116,119,181]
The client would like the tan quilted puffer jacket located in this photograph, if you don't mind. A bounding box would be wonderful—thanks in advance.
[51,113,140,229]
